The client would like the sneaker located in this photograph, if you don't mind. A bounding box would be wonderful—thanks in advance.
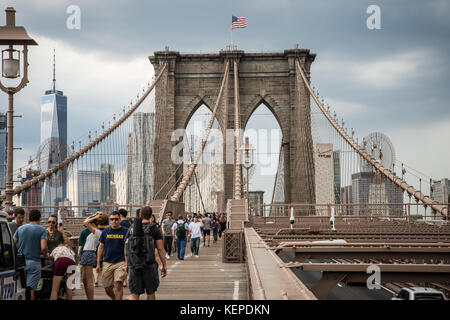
[170,253,174,257]
[165,253,170,259]
[195,255,199,258]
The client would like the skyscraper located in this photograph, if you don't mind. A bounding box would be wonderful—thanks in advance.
[0,113,6,191]
[352,171,403,216]
[20,169,41,207]
[333,151,341,204]
[314,143,334,211]
[39,50,68,215]
[126,113,155,205]
[431,179,450,204]
[76,170,101,216]
[100,163,115,203]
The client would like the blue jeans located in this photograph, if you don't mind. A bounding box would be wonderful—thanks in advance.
[190,237,200,255]
[176,237,187,259]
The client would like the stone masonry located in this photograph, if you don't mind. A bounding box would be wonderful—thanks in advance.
[149,48,316,212]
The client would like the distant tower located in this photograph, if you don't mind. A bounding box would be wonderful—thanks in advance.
[127,113,155,205]
[39,49,68,216]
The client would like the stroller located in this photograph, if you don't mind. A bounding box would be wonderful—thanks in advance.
[34,255,67,300]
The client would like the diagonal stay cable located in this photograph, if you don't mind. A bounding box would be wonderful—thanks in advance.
[1,61,168,201]
[295,58,447,218]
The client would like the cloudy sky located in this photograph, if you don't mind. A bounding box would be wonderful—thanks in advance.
[1,0,449,204]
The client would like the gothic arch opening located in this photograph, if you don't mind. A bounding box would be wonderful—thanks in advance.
[183,104,224,214]
[243,103,283,216]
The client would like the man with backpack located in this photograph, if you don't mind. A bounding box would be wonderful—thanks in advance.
[171,215,189,260]
[125,206,167,300]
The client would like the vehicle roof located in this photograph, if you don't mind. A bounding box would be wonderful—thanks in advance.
[0,210,8,219]
[403,287,443,294]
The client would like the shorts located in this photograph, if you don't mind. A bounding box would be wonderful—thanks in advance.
[203,229,211,236]
[25,259,41,290]
[80,250,97,267]
[128,263,159,295]
[54,257,76,276]
[102,261,127,288]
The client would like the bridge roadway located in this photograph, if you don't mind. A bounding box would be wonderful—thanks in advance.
[73,238,248,300]
[285,256,394,300]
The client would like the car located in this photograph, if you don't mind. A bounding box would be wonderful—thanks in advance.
[392,287,446,300]
[0,210,26,300]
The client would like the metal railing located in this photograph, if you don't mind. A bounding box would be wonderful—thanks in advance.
[261,203,449,223]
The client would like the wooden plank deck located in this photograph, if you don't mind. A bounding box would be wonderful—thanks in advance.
[73,238,248,300]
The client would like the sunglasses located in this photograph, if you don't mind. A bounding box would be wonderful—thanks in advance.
[110,218,119,221]
[47,220,56,224]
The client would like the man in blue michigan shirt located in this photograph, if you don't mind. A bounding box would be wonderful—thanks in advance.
[96,211,128,300]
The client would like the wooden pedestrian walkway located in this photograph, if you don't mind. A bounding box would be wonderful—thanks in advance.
[73,238,248,300]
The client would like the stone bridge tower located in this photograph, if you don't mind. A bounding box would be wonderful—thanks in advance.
[150,47,316,212]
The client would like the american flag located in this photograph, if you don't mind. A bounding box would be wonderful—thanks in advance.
[232,16,246,29]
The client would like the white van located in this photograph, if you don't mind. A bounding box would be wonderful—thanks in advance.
[0,210,26,300]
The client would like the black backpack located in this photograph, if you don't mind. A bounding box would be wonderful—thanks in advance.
[125,218,156,270]
[176,222,187,239]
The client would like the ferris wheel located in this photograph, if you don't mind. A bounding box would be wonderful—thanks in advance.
[361,132,396,171]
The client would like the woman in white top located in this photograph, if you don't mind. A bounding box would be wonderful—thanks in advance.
[49,243,76,300]
[80,212,105,300]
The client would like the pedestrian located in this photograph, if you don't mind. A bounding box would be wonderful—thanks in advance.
[202,213,212,247]
[81,212,106,300]
[13,209,48,300]
[161,211,176,259]
[172,215,189,260]
[77,224,97,286]
[150,213,159,227]
[212,218,218,243]
[9,207,25,236]
[125,206,167,300]
[119,208,131,229]
[188,216,202,258]
[118,209,131,288]
[96,211,129,300]
[46,215,69,254]
[49,243,76,300]
[219,214,227,238]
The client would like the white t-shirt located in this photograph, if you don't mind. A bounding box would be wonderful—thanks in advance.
[51,245,75,262]
[83,229,102,251]
[188,221,203,239]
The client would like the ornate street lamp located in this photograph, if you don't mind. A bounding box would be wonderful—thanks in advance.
[239,136,255,216]
[0,7,38,210]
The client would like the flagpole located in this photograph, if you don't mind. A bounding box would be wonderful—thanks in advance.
[230,27,233,46]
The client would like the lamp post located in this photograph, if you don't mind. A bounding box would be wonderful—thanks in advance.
[239,136,255,216]
[0,7,38,210]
